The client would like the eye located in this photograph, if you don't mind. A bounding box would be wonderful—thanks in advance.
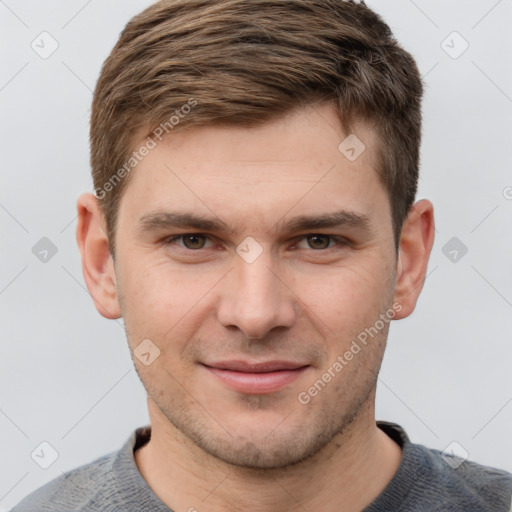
[295,234,348,250]
[161,233,348,253]
[163,234,213,250]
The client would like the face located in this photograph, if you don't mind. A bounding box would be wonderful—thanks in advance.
[113,103,399,469]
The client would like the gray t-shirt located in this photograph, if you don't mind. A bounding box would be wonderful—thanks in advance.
[10,421,512,511]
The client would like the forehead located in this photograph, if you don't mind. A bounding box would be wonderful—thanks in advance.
[118,103,388,231]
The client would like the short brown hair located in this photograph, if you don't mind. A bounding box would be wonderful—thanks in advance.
[90,0,423,257]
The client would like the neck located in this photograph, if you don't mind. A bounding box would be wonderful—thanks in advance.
[134,395,402,512]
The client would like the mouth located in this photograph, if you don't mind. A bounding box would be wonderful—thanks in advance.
[201,360,310,394]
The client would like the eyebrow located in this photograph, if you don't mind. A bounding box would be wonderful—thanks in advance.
[137,209,373,236]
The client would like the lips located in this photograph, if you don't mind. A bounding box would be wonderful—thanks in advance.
[201,360,310,394]
[204,360,308,373]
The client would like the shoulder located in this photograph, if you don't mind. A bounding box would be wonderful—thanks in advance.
[9,449,120,512]
[375,421,512,511]
[7,426,154,512]
[422,444,512,510]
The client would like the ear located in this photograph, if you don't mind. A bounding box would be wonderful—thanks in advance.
[393,199,435,319]
[76,192,121,319]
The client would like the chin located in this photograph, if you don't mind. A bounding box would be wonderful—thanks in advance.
[176,414,351,470]
[197,434,324,470]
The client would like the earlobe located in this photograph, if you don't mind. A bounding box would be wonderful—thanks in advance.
[393,199,435,320]
[76,192,121,319]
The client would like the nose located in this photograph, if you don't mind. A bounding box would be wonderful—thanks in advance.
[216,248,297,340]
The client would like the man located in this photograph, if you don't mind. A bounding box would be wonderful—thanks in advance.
[11,0,512,511]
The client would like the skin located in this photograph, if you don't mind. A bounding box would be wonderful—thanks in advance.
[76,102,435,512]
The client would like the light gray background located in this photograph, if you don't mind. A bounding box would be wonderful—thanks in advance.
[1,0,511,509]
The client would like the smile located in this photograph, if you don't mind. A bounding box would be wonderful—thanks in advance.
[201,361,310,394]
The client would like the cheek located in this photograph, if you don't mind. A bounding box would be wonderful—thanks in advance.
[118,258,218,347]
[301,262,388,325]
[121,256,185,308]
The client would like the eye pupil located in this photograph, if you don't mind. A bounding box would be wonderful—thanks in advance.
[183,235,206,249]
[307,234,330,250]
